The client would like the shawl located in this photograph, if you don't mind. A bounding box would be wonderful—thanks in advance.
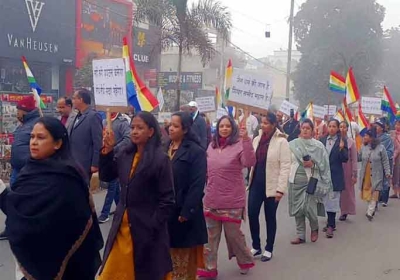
[289,138,332,196]
[6,157,103,280]
[256,132,272,164]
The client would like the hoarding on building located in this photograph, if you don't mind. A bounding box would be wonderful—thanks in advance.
[157,72,203,90]
[0,0,75,64]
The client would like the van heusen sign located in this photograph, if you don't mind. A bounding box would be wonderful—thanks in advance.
[0,0,75,64]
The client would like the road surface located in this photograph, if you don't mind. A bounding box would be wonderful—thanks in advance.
[1,190,400,280]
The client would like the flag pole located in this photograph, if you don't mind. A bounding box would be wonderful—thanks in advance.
[32,89,43,117]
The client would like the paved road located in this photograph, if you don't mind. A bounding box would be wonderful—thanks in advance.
[1,190,400,280]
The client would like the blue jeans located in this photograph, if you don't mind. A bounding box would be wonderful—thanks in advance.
[100,179,120,217]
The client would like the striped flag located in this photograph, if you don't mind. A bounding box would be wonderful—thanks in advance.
[21,56,46,109]
[123,37,158,112]
[224,59,234,117]
[345,68,360,105]
[381,86,397,122]
[334,109,345,122]
[358,103,369,136]
[329,71,346,95]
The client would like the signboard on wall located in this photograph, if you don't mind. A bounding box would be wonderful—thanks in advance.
[0,0,75,64]
[157,72,203,90]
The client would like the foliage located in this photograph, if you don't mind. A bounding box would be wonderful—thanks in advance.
[293,0,385,107]
[74,59,93,89]
[379,27,400,100]
[135,0,232,109]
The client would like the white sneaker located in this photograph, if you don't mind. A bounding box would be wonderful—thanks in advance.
[240,268,249,275]
[261,251,272,262]
[250,248,261,257]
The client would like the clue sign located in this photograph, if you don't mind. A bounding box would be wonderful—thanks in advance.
[0,0,75,64]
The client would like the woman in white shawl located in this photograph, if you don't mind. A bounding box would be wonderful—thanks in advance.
[288,119,332,244]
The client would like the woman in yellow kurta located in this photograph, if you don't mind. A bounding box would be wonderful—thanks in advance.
[359,128,391,221]
[98,112,175,280]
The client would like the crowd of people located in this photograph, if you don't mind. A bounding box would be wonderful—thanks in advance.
[0,90,398,280]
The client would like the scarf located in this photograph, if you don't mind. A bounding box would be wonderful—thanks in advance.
[256,132,272,164]
[218,137,228,148]
[7,157,103,280]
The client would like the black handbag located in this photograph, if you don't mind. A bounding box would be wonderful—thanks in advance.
[306,166,318,195]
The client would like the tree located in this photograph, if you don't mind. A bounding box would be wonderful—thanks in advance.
[379,27,400,100]
[293,0,385,108]
[135,0,232,110]
[74,60,93,89]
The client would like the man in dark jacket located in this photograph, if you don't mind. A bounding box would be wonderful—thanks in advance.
[98,112,131,223]
[70,88,103,180]
[283,109,300,142]
[1,96,40,240]
[188,101,207,149]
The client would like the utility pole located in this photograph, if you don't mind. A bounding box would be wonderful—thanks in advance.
[285,0,295,101]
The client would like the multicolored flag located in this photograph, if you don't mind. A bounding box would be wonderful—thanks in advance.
[21,56,46,109]
[123,37,158,112]
[381,86,397,122]
[345,68,360,105]
[300,102,313,122]
[341,98,354,122]
[224,59,234,117]
[333,109,345,122]
[215,86,223,108]
[396,103,400,120]
[358,103,369,136]
[329,71,346,95]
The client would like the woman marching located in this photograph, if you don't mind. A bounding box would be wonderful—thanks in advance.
[248,112,291,262]
[390,120,400,199]
[359,128,391,221]
[339,121,358,221]
[319,119,349,238]
[198,115,256,279]
[0,117,103,280]
[288,119,332,245]
[167,112,208,280]
[98,111,175,280]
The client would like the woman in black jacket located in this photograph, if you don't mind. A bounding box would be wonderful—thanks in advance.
[0,117,103,280]
[98,111,175,280]
[167,111,208,279]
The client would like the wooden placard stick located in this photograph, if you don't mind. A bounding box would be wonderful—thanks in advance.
[106,108,112,133]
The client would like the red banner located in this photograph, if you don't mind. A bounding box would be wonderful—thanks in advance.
[1,94,53,103]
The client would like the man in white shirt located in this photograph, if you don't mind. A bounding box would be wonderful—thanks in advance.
[239,111,259,139]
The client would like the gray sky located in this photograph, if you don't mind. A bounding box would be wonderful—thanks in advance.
[211,0,400,58]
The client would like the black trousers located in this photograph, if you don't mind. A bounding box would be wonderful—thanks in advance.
[327,212,336,228]
[248,183,279,253]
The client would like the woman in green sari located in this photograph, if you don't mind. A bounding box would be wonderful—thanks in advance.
[288,119,332,244]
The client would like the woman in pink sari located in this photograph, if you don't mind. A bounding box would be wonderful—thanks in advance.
[390,120,400,199]
[339,121,358,221]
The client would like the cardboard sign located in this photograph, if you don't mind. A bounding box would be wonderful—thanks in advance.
[313,104,327,119]
[195,96,216,113]
[279,100,298,116]
[92,58,127,108]
[229,68,272,110]
[361,97,382,115]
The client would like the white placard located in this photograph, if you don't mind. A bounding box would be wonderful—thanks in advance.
[92,58,127,107]
[229,68,272,110]
[279,100,298,116]
[158,112,172,123]
[313,104,327,119]
[361,97,382,115]
[195,96,216,113]
[216,108,228,119]
[324,105,337,116]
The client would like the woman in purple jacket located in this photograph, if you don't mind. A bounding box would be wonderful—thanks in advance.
[198,116,256,279]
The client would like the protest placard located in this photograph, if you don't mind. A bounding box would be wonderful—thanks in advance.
[195,96,216,113]
[313,104,327,119]
[92,58,127,111]
[227,69,272,114]
[324,105,337,116]
[361,97,382,115]
[279,100,298,116]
